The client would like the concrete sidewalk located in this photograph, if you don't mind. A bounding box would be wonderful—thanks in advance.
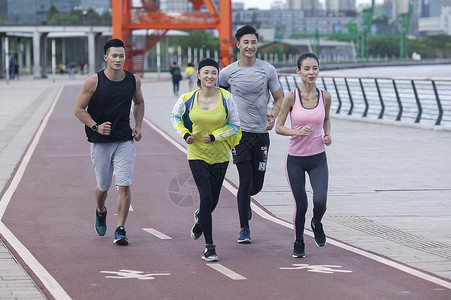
[0,74,450,299]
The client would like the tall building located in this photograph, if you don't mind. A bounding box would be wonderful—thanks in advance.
[271,1,286,10]
[79,0,110,13]
[5,0,81,24]
[286,0,320,10]
[326,0,356,13]
[429,0,448,17]
[159,0,220,12]
[392,0,410,18]
[0,0,7,17]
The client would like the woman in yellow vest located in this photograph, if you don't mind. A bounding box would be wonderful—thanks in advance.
[185,62,195,91]
[170,58,241,261]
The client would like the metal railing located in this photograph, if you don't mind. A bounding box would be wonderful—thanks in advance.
[278,74,451,128]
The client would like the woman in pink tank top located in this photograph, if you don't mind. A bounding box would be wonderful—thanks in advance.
[275,52,332,258]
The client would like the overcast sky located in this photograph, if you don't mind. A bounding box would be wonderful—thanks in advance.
[241,0,383,10]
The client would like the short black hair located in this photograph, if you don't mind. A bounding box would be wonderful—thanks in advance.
[104,39,125,55]
[235,25,259,42]
[297,52,319,69]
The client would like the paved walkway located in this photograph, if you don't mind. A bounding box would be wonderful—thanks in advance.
[0,74,450,299]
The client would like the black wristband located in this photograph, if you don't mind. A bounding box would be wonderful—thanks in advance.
[183,133,191,140]
[209,134,215,142]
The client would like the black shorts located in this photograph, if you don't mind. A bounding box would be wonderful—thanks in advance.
[232,131,270,170]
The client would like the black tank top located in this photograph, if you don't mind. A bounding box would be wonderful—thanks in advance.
[86,70,136,143]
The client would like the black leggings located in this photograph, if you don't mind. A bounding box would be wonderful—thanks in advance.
[236,160,266,228]
[286,152,328,242]
[234,132,269,228]
[189,160,229,245]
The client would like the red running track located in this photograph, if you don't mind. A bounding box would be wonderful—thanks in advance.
[1,85,450,299]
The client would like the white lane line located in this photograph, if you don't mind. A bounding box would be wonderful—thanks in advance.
[149,117,451,291]
[206,263,246,280]
[143,228,172,240]
[0,87,63,219]
[0,86,71,299]
[144,119,187,154]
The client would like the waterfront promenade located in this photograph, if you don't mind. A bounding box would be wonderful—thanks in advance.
[0,73,450,299]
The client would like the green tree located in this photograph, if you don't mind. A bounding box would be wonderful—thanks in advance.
[369,38,399,57]
[43,7,111,25]
[175,30,219,63]
[47,4,59,20]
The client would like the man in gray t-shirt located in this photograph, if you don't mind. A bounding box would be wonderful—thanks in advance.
[219,25,283,244]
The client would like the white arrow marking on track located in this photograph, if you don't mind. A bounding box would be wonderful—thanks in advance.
[143,228,172,239]
[100,269,170,280]
[280,264,352,274]
[207,263,246,280]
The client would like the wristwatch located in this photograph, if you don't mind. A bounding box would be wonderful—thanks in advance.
[91,124,98,132]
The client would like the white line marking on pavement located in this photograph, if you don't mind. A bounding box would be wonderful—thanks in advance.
[144,119,187,154]
[143,228,172,239]
[0,87,71,299]
[206,263,246,280]
[148,117,451,291]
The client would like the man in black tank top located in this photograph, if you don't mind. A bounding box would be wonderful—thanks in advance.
[74,39,145,246]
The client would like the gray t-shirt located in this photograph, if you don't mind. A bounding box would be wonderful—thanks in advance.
[219,59,281,133]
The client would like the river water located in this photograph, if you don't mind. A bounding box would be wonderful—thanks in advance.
[321,64,451,79]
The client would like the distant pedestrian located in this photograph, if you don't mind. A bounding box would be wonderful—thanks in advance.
[74,39,145,246]
[170,58,241,261]
[170,61,182,96]
[9,56,15,79]
[275,52,332,258]
[185,62,195,91]
[218,24,283,244]
[14,61,19,79]
[69,62,76,79]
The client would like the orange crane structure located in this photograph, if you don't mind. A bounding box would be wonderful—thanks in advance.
[111,0,234,76]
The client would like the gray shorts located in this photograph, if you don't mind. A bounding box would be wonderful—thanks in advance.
[90,140,136,191]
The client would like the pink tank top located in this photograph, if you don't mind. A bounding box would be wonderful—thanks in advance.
[287,88,325,157]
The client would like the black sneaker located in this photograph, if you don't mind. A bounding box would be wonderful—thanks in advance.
[311,219,326,247]
[293,241,305,258]
[95,207,107,236]
[191,209,202,240]
[202,244,219,262]
[113,226,129,245]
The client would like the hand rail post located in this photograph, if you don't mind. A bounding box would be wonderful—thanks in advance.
[332,77,342,114]
[375,78,385,119]
[431,80,443,126]
[284,75,291,92]
[344,78,354,115]
[392,79,403,121]
[321,77,327,91]
[359,78,369,117]
[411,80,422,123]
